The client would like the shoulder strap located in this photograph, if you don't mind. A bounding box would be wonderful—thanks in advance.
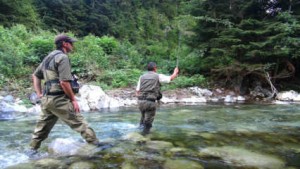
[42,51,64,71]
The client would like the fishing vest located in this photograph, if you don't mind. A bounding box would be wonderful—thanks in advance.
[42,50,65,95]
[138,71,161,101]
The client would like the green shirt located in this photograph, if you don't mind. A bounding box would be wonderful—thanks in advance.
[34,50,73,93]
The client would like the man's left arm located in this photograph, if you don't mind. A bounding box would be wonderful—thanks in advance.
[60,81,80,113]
[57,55,80,113]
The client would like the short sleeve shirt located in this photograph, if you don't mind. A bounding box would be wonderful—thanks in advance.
[34,50,73,81]
[136,72,171,91]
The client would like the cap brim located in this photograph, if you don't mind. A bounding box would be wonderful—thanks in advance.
[69,38,77,42]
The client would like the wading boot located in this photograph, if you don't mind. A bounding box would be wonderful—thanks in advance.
[138,123,145,129]
[141,124,152,136]
[91,141,113,151]
[25,148,38,158]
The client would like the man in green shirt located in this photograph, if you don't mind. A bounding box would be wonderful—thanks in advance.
[27,34,100,156]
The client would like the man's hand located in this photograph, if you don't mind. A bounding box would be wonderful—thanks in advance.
[174,67,179,74]
[37,93,43,98]
[72,100,80,113]
[170,67,179,81]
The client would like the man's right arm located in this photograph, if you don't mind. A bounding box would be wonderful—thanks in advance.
[32,64,44,98]
[135,77,141,96]
[170,67,179,81]
[159,67,179,83]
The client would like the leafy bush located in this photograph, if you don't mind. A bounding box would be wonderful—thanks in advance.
[164,74,206,90]
[114,40,143,69]
[0,25,32,77]
[28,33,54,65]
[97,36,119,55]
[96,69,142,89]
[71,35,107,75]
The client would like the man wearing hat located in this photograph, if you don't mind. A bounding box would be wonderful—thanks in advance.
[136,62,179,135]
[27,34,100,156]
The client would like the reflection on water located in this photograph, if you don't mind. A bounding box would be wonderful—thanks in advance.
[1,104,300,168]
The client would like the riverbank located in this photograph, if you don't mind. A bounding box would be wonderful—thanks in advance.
[1,84,300,120]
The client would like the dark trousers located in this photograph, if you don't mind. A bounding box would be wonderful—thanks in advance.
[138,100,156,134]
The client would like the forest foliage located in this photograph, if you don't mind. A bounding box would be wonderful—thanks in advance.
[0,0,300,93]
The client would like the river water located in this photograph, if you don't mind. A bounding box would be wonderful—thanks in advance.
[1,103,299,168]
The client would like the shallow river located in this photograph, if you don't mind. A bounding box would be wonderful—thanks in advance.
[1,103,300,169]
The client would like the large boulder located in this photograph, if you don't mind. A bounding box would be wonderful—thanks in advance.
[48,138,98,156]
[79,85,123,110]
[276,90,299,101]
[79,85,106,110]
[189,87,213,97]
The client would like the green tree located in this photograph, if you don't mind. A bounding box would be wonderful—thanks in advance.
[35,0,88,35]
[0,0,40,28]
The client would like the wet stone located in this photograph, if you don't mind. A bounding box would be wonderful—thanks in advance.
[163,159,204,169]
[199,146,285,169]
[121,132,149,143]
[145,140,174,151]
[6,162,35,169]
[121,161,137,169]
[199,132,214,140]
[48,138,85,156]
[69,161,96,169]
[35,158,64,169]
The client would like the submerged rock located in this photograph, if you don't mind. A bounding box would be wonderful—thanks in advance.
[168,147,193,156]
[122,132,149,143]
[146,141,174,151]
[121,161,138,169]
[164,159,204,169]
[199,146,285,169]
[35,158,64,169]
[6,163,35,169]
[199,132,215,140]
[69,161,96,169]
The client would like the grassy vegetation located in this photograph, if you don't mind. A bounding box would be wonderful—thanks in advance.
[0,25,206,97]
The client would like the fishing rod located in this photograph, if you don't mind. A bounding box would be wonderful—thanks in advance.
[176,2,180,68]
[176,30,181,68]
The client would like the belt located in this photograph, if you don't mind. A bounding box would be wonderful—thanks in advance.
[138,98,156,102]
[46,91,65,96]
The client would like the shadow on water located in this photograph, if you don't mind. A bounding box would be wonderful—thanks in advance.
[1,104,300,168]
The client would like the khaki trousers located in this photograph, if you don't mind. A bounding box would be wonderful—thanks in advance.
[30,95,98,149]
